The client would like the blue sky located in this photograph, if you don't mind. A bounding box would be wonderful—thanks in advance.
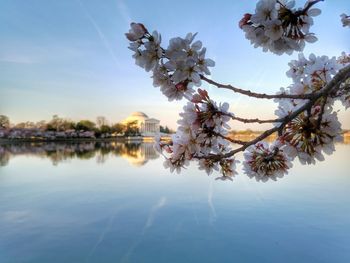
[0,0,349,129]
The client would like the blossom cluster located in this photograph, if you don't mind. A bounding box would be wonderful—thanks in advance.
[274,53,348,164]
[155,89,238,179]
[126,23,215,101]
[283,52,350,108]
[286,53,341,93]
[242,53,348,175]
[243,141,292,182]
[282,106,343,164]
[240,0,321,55]
[338,52,350,66]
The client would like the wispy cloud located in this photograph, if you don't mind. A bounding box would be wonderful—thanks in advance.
[77,0,121,67]
[0,54,38,64]
[0,44,85,66]
[116,0,132,25]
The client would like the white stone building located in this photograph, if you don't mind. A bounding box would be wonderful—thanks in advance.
[122,112,160,136]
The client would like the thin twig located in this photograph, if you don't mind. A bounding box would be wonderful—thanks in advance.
[231,116,282,124]
[201,75,315,100]
[214,133,246,145]
[300,0,324,15]
[218,111,282,124]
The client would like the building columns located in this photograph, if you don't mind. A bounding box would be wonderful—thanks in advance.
[142,121,159,134]
[144,123,156,133]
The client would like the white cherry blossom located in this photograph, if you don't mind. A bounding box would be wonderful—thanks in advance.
[243,141,292,182]
[264,19,283,41]
[281,109,342,165]
[126,23,215,101]
[251,0,278,24]
[198,159,219,175]
[240,0,322,55]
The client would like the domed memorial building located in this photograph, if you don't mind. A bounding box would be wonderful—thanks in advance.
[122,112,160,136]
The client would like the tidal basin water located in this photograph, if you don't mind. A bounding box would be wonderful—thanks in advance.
[0,142,349,263]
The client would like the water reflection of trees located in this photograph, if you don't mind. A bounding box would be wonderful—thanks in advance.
[0,142,159,167]
[2,139,348,167]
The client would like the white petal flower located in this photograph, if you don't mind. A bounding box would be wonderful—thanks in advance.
[304,34,317,43]
[160,82,194,101]
[198,159,219,175]
[219,158,239,178]
[251,0,278,24]
[197,48,215,75]
[308,8,321,17]
[241,0,321,54]
[264,19,283,41]
[284,53,342,93]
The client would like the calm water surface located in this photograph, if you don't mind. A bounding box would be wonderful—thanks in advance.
[0,142,349,263]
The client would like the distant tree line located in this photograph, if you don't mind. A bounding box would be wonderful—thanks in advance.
[0,115,10,129]
[160,125,173,134]
[0,114,173,138]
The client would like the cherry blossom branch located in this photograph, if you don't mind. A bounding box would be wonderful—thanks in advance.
[125,4,350,179]
[200,75,315,100]
[201,64,350,161]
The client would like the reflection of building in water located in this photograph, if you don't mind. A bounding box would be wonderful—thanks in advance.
[1,139,350,168]
[0,142,159,167]
[122,112,160,136]
[119,143,159,166]
[345,132,350,144]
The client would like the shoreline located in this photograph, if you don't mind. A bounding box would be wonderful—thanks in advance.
[1,132,349,144]
[0,136,171,144]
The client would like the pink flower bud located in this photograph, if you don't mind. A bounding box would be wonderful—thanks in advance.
[175,82,187,92]
[311,105,321,115]
[164,145,173,153]
[239,13,251,29]
[125,22,147,41]
[191,94,202,103]
[197,88,208,99]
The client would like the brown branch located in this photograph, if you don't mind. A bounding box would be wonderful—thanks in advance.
[316,96,328,128]
[231,115,282,124]
[216,111,281,124]
[201,75,315,100]
[300,0,324,15]
[214,133,246,145]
